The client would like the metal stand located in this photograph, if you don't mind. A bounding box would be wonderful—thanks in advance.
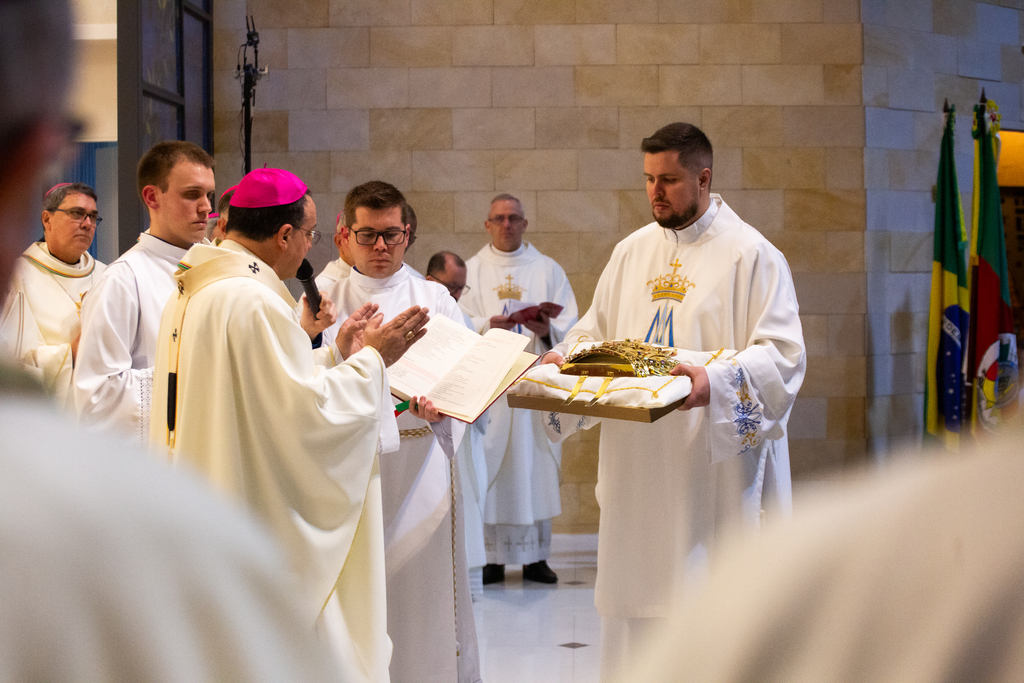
[235,15,267,175]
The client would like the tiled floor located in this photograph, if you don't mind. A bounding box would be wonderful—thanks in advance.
[473,534,601,683]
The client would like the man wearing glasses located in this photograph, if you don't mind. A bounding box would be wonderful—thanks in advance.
[1,182,106,406]
[459,193,578,586]
[321,180,482,683]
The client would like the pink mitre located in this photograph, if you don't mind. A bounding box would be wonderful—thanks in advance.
[230,168,307,209]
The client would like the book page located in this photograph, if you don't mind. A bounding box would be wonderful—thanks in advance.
[388,315,480,400]
[426,328,530,418]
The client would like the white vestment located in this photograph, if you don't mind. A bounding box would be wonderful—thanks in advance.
[323,264,481,683]
[628,432,1024,683]
[554,196,805,679]
[0,362,343,681]
[73,231,186,444]
[151,240,395,683]
[461,242,578,564]
[0,242,105,406]
[315,257,352,291]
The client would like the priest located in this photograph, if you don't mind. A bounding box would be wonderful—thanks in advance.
[151,168,432,683]
[322,181,481,683]
[1,182,105,406]
[459,193,579,585]
[73,140,215,443]
[543,122,806,681]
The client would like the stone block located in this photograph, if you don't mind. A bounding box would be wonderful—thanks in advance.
[691,0,753,23]
[887,149,940,192]
[287,28,369,69]
[865,107,915,149]
[792,272,866,315]
[881,0,932,31]
[453,108,535,149]
[742,65,825,105]
[764,232,826,273]
[570,272,601,311]
[935,74,985,122]
[711,147,742,189]
[863,25,911,68]
[413,151,494,192]
[933,0,976,38]
[823,65,863,106]
[702,106,784,147]
[911,111,943,152]
[863,150,890,190]
[370,27,452,67]
[743,148,826,189]
[789,439,868,477]
[886,68,937,113]
[889,231,932,272]
[232,151,331,194]
[403,192,455,233]
[656,0,701,22]
[230,110,288,153]
[788,396,828,439]
[616,24,699,65]
[800,314,828,356]
[800,354,867,398]
[578,149,645,190]
[619,189,652,233]
[827,397,865,440]
[699,24,781,64]
[822,0,860,23]
[958,38,1002,80]
[578,231,622,275]
[370,108,453,151]
[327,68,408,109]
[412,0,494,25]
[721,189,784,232]
[409,67,492,108]
[784,189,865,232]
[748,0,823,22]
[783,106,864,147]
[866,392,923,442]
[331,151,413,194]
[829,314,865,356]
[493,0,575,24]
[827,231,865,272]
[618,107,703,149]
[249,0,327,27]
[527,232,581,273]
[453,190,537,234]
[289,109,369,152]
[535,25,616,66]
[861,66,887,108]
[977,2,1020,45]
[1002,43,1024,84]
[660,66,743,105]
[891,310,929,353]
[881,271,931,313]
[537,191,618,233]
[826,148,865,190]
[914,32,958,75]
[453,26,534,66]
[257,69,327,111]
[537,107,619,149]
[329,0,409,26]
[495,150,577,190]
[493,67,575,107]
[576,66,659,107]
[576,0,659,23]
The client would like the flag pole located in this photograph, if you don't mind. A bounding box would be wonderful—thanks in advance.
[963,92,986,430]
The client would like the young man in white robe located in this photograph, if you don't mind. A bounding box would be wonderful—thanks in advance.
[0,3,351,679]
[542,122,806,681]
[150,168,434,683]
[73,141,216,444]
[0,182,105,406]
[322,182,481,683]
[460,193,579,585]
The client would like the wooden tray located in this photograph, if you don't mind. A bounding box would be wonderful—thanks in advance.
[506,393,685,423]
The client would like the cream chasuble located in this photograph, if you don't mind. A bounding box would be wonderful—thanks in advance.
[554,195,805,625]
[151,241,394,683]
[322,264,482,683]
[460,243,578,562]
[74,232,187,444]
[0,242,105,405]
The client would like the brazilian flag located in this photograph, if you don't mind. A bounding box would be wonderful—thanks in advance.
[924,105,969,448]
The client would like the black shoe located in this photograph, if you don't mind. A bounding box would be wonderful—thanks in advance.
[523,560,558,584]
[482,563,505,584]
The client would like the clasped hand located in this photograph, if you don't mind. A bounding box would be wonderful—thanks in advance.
[336,303,430,367]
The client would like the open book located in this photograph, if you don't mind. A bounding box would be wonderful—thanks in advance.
[387,314,538,423]
[505,301,563,326]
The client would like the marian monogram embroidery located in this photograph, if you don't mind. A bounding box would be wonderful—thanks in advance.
[645,259,694,347]
[730,360,762,454]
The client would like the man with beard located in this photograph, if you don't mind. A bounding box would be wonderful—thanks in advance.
[542,122,806,682]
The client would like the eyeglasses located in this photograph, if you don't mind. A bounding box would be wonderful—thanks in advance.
[353,228,407,246]
[487,214,525,226]
[436,281,470,296]
[53,207,102,224]
[295,226,321,245]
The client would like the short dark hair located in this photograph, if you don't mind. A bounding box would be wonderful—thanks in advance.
[402,202,417,230]
[217,189,235,215]
[43,182,97,212]
[225,191,311,242]
[344,181,406,227]
[426,251,465,278]
[136,140,215,200]
[640,122,713,177]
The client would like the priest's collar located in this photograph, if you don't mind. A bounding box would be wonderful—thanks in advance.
[660,195,720,244]
[350,262,413,290]
[139,230,190,260]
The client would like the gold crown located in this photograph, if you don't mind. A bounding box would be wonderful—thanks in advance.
[494,274,524,300]
[647,259,693,302]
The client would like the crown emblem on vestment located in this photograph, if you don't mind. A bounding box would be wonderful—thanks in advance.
[647,259,693,302]
[495,274,524,300]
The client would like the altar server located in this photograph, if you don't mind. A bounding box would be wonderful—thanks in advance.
[1,182,105,405]
[322,181,481,683]
[73,140,215,443]
[544,123,806,681]
[460,193,579,585]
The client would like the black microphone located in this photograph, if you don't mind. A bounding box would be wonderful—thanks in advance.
[296,259,321,314]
